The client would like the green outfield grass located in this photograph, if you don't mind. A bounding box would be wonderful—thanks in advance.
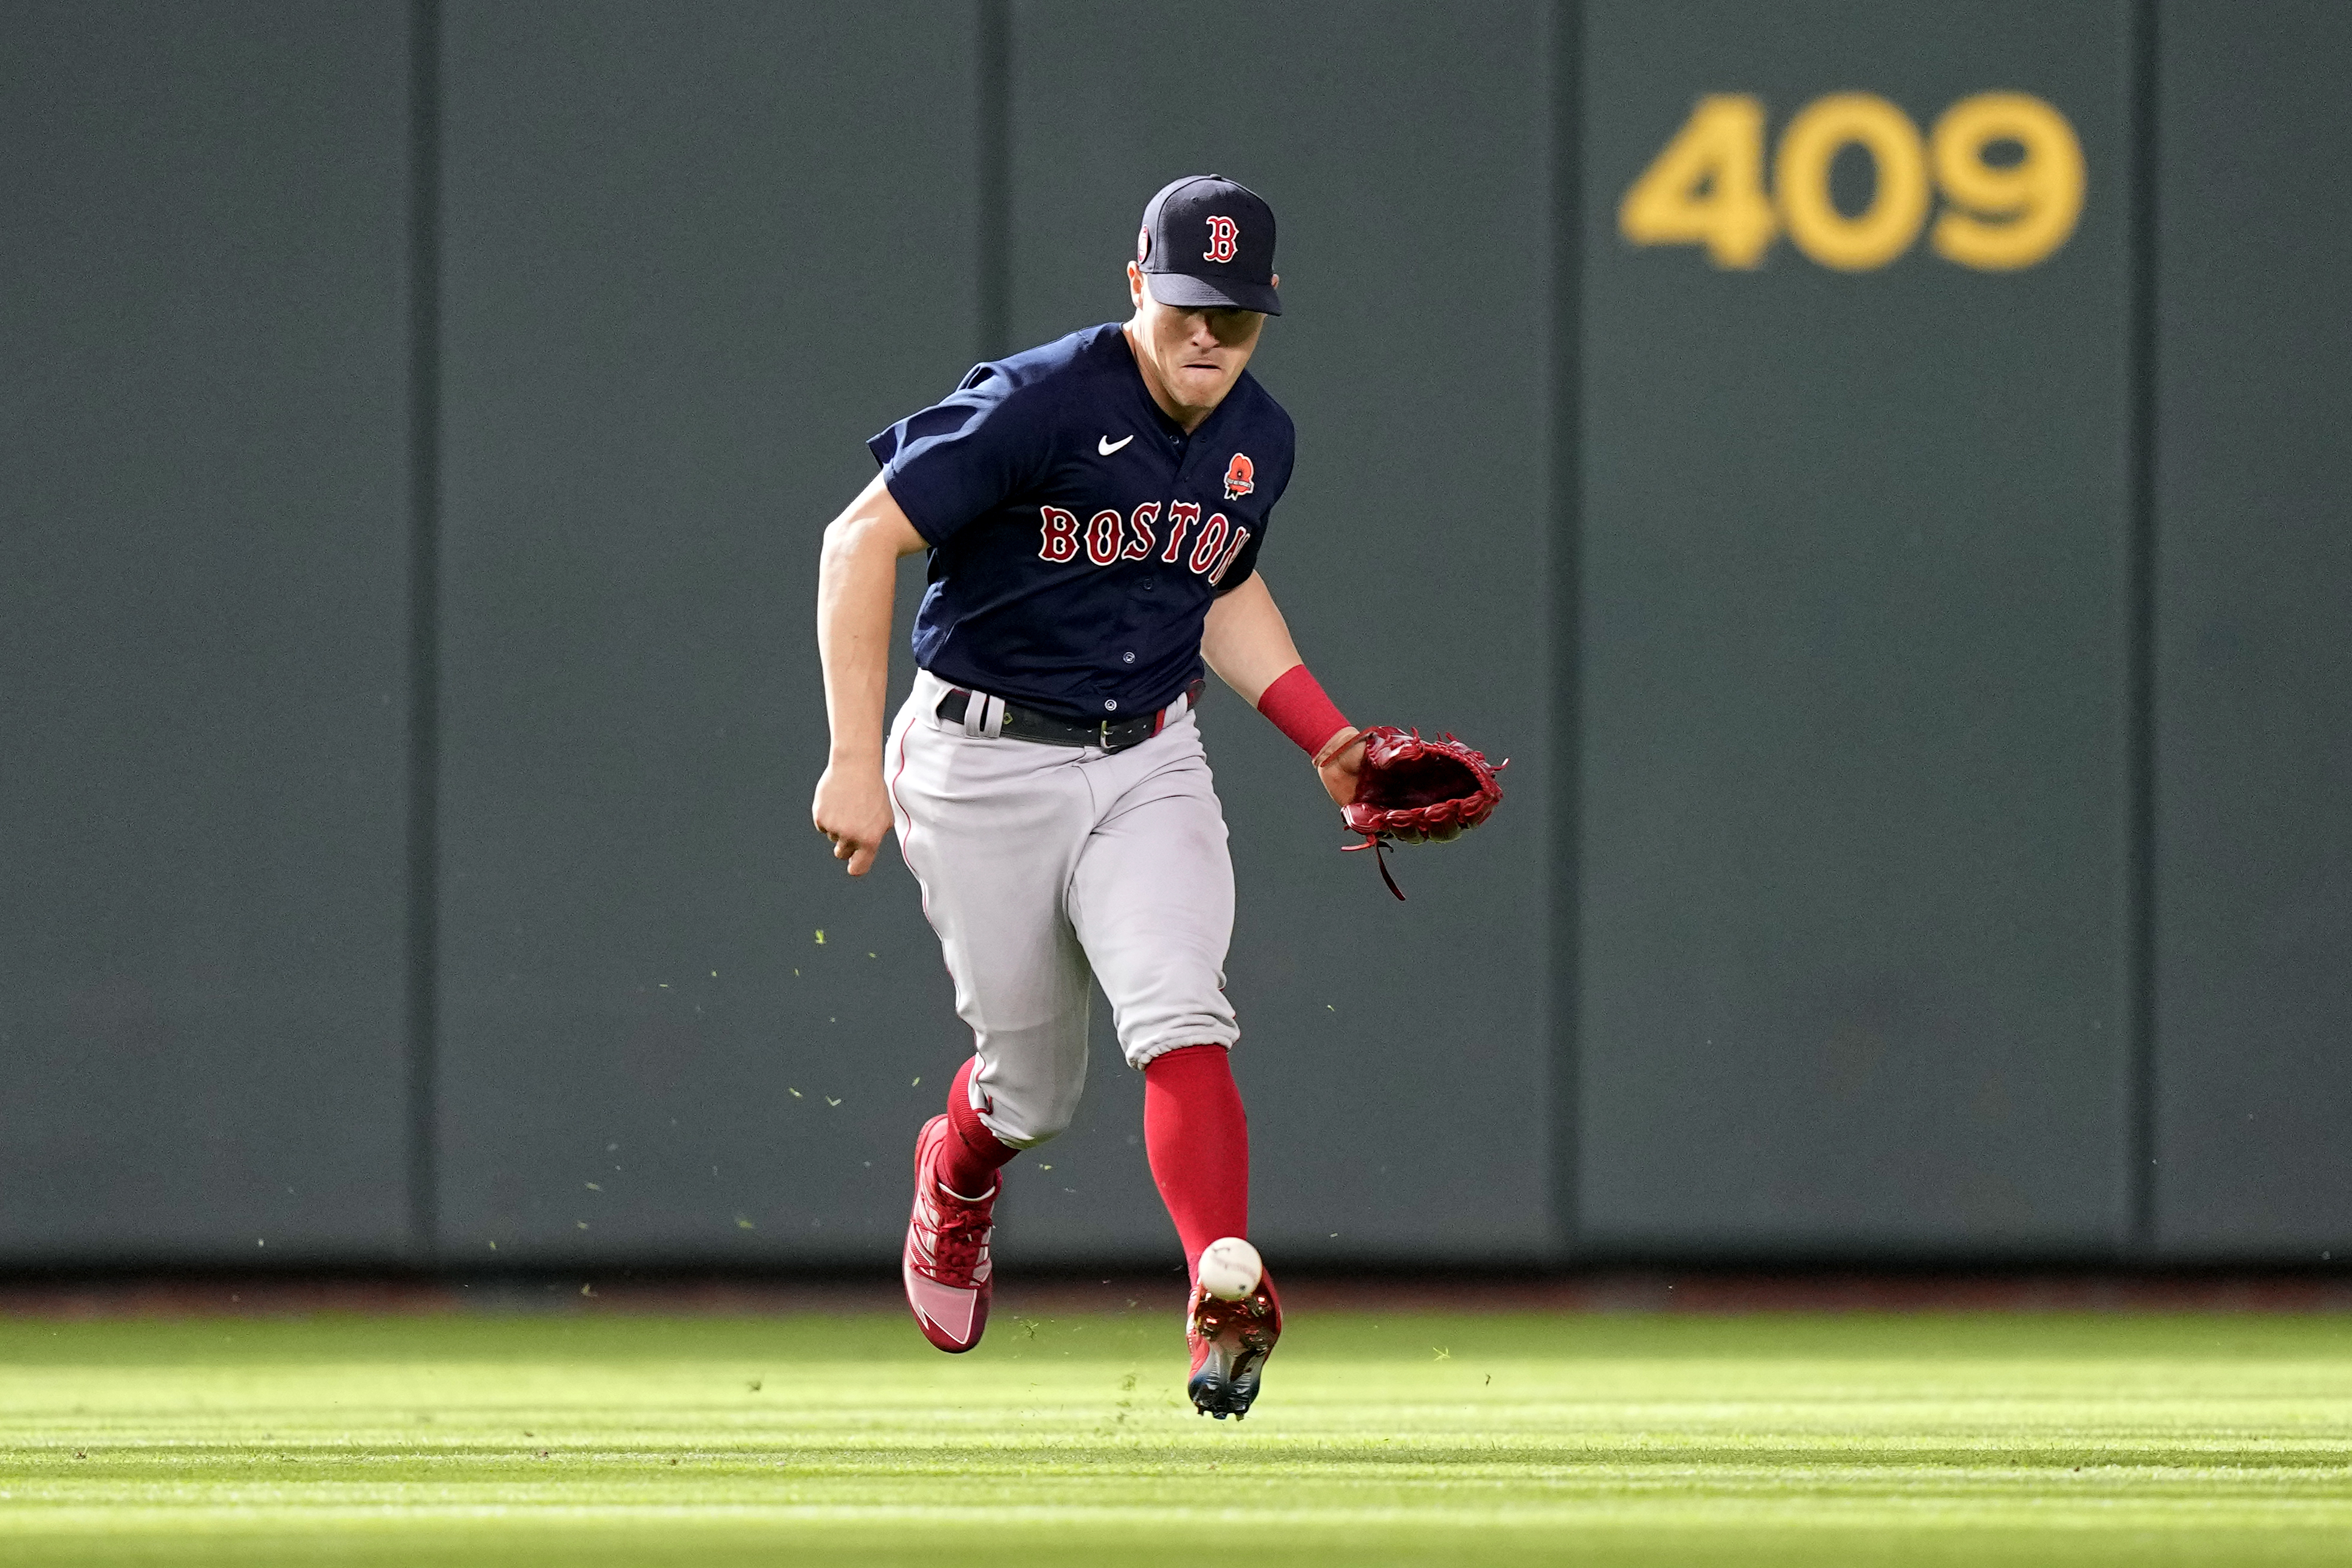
[1,1305,2348,1566]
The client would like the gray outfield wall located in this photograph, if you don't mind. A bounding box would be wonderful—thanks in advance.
[2,0,2345,1268]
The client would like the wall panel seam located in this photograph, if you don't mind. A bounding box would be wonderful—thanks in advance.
[976,0,1011,361]
[2127,0,2160,1255]
[1548,0,1584,1262]
[406,0,443,1263]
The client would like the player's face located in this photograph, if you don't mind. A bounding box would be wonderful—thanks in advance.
[1125,262,1271,426]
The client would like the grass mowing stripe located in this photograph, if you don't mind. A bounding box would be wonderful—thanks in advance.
[2,1310,2348,1566]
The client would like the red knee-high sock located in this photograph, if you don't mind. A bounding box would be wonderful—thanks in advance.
[939,1056,1020,1198]
[1144,1045,1250,1281]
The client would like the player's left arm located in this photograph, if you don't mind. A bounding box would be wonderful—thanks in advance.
[1202,574,1364,807]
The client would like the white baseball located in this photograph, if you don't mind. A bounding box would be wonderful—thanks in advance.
[1197,1236,1263,1301]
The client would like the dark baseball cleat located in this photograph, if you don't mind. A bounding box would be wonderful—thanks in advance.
[902,1114,997,1353]
[1186,1259,1281,1421]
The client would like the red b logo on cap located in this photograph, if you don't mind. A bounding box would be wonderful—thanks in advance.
[1223,453,1255,500]
[1203,215,1238,264]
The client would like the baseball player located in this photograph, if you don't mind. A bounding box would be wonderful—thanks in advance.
[813,176,1368,1419]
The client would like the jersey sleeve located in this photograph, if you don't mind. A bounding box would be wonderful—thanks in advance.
[866,366,1056,547]
[1211,405,1296,595]
[1212,525,1268,593]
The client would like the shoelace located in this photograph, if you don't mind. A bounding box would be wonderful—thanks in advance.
[924,1194,991,1279]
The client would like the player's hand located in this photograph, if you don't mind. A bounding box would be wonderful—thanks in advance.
[1316,728,1365,809]
[812,761,894,876]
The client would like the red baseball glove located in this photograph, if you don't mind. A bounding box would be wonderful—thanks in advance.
[1338,726,1506,899]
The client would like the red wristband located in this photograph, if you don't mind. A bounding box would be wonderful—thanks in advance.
[1257,664,1352,759]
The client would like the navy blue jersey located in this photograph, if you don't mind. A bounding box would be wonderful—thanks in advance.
[868,323,1295,722]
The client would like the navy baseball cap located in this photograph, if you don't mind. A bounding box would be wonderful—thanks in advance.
[1136,174,1281,316]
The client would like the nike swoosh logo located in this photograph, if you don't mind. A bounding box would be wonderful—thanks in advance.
[1097,434,1134,456]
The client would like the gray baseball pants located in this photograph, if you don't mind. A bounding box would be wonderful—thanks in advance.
[886,668,1240,1148]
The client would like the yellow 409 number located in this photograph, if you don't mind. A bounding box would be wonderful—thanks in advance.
[1621,92,2085,272]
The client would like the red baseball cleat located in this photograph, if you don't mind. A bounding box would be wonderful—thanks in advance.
[1186,1250,1281,1420]
[902,1114,997,1353]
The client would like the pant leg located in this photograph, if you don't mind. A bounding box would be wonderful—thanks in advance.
[888,682,1094,1147]
[1065,714,1240,1069]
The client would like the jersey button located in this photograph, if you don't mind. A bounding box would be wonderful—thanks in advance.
[1104,699,1118,711]
[1121,652,1135,664]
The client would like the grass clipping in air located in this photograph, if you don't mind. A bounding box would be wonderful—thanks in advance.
[2,1310,2350,1565]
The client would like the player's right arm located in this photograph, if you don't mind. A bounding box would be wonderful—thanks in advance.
[1203,573,1364,809]
[813,472,928,876]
